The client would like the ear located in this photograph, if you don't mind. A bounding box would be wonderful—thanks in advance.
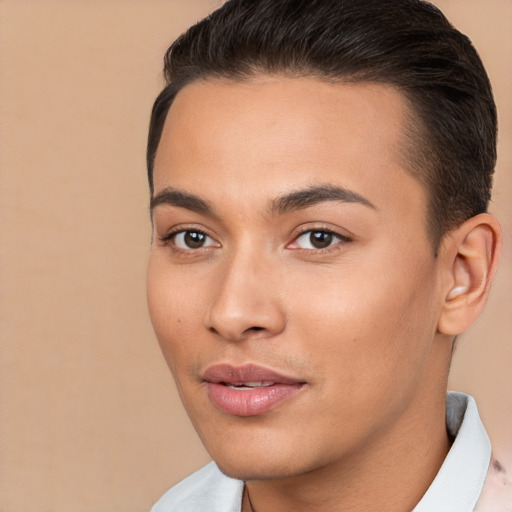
[437,213,502,336]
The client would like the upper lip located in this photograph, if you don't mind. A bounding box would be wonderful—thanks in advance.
[203,364,303,385]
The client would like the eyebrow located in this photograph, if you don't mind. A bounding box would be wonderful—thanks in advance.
[270,184,375,215]
[150,184,375,218]
[150,187,216,216]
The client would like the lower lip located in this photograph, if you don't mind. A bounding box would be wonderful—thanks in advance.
[207,382,304,416]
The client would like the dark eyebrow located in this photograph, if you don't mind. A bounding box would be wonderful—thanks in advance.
[150,187,216,216]
[270,184,376,215]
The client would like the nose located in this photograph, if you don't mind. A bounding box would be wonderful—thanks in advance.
[204,248,286,342]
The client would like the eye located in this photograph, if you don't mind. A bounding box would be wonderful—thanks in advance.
[290,229,350,250]
[168,230,219,250]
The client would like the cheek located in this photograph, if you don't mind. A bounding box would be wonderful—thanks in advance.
[146,256,204,373]
[286,254,438,383]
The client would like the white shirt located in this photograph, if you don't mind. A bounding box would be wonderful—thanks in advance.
[151,392,508,512]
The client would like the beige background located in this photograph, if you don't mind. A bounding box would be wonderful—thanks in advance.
[0,1,510,511]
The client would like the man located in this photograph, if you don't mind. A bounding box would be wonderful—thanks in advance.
[145,0,508,510]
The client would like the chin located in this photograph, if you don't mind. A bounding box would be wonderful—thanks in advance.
[203,435,326,483]
[204,442,287,480]
[195,421,304,480]
[214,457,304,482]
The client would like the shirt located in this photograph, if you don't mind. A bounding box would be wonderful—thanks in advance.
[151,392,511,512]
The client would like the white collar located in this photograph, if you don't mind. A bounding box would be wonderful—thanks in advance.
[413,392,491,512]
[152,392,491,512]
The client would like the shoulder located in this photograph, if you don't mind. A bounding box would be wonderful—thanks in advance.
[475,456,512,512]
[151,462,244,512]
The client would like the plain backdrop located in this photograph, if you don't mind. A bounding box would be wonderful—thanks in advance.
[0,1,510,511]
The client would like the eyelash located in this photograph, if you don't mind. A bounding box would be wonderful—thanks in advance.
[289,228,352,252]
[159,228,216,249]
[158,227,352,254]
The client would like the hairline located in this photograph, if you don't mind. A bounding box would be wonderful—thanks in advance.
[149,71,448,254]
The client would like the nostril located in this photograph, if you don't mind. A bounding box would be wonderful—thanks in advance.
[208,325,266,341]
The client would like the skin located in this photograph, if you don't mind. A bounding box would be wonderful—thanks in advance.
[147,76,500,511]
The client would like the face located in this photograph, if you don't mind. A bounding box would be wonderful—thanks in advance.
[147,76,447,481]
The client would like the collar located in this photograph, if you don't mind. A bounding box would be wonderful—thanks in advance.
[413,392,491,512]
[152,392,491,512]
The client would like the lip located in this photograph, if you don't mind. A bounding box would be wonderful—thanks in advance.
[203,364,305,417]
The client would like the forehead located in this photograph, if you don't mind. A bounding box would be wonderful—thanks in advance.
[153,76,427,224]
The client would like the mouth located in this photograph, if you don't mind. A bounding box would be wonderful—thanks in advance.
[223,381,275,390]
[202,364,306,417]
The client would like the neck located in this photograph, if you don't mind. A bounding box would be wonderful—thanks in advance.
[242,393,450,512]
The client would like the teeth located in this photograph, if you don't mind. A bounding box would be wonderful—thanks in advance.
[226,381,274,390]
[245,381,274,387]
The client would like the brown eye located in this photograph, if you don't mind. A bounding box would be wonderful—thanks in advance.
[184,231,206,248]
[309,231,333,249]
[289,229,351,251]
[171,230,218,250]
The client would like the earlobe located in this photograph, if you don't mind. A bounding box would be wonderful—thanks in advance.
[438,213,502,336]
